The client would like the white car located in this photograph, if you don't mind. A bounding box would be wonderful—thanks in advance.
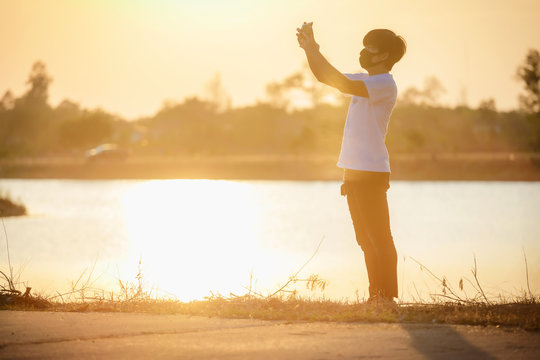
[85,144,129,162]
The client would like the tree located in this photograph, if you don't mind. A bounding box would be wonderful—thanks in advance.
[59,109,114,149]
[204,73,231,113]
[55,99,82,122]
[516,49,540,114]
[23,61,53,107]
[0,91,15,111]
[399,76,446,106]
[478,98,497,112]
[3,61,54,154]
[265,65,341,110]
[266,71,304,109]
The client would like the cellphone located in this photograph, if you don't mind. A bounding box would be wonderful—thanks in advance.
[301,22,313,32]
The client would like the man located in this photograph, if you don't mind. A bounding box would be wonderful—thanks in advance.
[296,23,406,303]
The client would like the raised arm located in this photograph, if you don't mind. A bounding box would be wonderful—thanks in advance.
[296,23,369,98]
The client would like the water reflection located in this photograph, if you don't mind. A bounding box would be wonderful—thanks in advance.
[121,180,264,299]
[0,179,538,302]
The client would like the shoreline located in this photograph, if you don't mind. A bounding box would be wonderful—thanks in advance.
[1,153,539,181]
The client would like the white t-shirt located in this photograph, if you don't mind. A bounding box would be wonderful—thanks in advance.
[337,72,397,172]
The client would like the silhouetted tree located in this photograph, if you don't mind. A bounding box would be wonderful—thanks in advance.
[3,61,54,154]
[399,76,446,107]
[1,59,539,158]
[516,49,540,114]
[0,91,15,111]
[23,61,53,107]
[266,71,304,109]
[204,73,231,113]
[145,97,218,154]
[478,98,497,112]
[55,99,82,122]
[59,109,114,149]
[515,49,540,151]
[265,66,340,110]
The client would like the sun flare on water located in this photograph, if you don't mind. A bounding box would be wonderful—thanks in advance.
[120,179,267,300]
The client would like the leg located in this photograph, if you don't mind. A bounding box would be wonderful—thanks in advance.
[345,180,398,299]
[345,186,380,297]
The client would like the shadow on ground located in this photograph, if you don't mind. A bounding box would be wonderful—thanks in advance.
[401,323,497,360]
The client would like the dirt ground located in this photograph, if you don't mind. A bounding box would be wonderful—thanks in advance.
[1,311,539,359]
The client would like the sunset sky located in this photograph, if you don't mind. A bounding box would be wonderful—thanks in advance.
[1,0,539,119]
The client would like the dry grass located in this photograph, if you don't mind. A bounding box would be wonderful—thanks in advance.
[2,288,539,331]
[65,296,540,330]
[1,228,538,331]
[1,257,538,331]
[3,291,538,330]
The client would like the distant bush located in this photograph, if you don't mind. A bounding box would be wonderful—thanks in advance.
[1,61,539,158]
[0,189,26,217]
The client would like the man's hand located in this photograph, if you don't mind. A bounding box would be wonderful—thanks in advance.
[295,21,368,97]
[296,22,319,52]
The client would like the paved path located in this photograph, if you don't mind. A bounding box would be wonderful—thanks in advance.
[1,311,539,359]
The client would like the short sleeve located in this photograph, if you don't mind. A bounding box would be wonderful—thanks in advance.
[344,73,369,81]
[363,75,397,104]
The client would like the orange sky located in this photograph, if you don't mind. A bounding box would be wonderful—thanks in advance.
[1,0,539,119]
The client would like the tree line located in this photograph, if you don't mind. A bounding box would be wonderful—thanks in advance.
[1,49,539,158]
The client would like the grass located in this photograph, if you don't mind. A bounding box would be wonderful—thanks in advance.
[1,226,538,331]
[3,286,538,331]
[2,280,539,331]
[1,243,539,331]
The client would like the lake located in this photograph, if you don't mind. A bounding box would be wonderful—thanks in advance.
[1,179,539,302]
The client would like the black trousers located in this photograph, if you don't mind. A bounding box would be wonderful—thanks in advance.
[342,170,398,299]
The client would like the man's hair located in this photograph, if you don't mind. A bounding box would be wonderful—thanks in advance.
[363,29,406,70]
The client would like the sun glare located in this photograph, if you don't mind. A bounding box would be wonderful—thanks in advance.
[120,179,265,300]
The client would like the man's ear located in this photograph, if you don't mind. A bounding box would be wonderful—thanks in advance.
[376,52,389,62]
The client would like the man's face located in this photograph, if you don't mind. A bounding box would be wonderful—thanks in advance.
[359,45,386,70]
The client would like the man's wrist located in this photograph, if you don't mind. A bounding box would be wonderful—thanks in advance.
[304,44,320,55]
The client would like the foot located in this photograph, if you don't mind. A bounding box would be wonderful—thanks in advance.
[366,295,397,307]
